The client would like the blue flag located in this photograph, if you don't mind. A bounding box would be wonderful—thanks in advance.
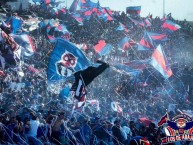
[47,39,91,81]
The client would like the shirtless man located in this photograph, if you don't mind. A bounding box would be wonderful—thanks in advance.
[51,112,66,145]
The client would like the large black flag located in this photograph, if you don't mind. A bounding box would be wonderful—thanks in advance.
[71,60,109,87]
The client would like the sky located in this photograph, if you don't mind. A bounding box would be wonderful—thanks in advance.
[67,0,193,21]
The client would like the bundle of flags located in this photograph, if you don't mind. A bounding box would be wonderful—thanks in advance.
[150,45,173,79]
[70,0,114,22]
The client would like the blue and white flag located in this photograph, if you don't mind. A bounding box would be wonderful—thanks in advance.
[47,39,91,81]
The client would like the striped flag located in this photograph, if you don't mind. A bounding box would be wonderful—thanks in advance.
[151,45,172,79]
[11,34,36,56]
[162,20,181,32]
[72,74,86,111]
[158,113,168,127]
[126,6,141,17]
[94,40,113,56]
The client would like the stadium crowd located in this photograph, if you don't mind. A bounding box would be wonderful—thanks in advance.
[0,1,193,145]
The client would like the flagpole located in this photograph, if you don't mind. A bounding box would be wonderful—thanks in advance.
[163,0,165,17]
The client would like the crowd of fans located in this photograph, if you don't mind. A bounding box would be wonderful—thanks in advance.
[0,1,193,145]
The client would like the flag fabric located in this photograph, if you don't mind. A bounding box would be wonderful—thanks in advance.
[69,0,79,12]
[144,18,151,27]
[158,113,168,127]
[71,60,109,88]
[101,8,114,21]
[138,31,167,50]
[11,34,36,57]
[46,24,70,42]
[83,0,99,8]
[71,74,87,110]
[50,5,66,16]
[73,96,86,110]
[47,35,56,43]
[82,9,93,20]
[0,28,19,51]
[126,6,141,17]
[1,20,10,30]
[151,45,173,79]
[104,7,112,15]
[138,31,156,50]
[47,39,91,81]
[113,64,142,77]
[51,7,59,16]
[71,13,83,25]
[70,0,87,12]
[58,8,66,14]
[162,20,181,32]
[73,74,86,101]
[116,22,129,33]
[94,40,113,56]
[147,32,167,42]
[130,18,145,27]
[118,37,130,50]
[124,59,150,70]
[43,0,55,5]
[55,24,71,40]
[118,37,136,50]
